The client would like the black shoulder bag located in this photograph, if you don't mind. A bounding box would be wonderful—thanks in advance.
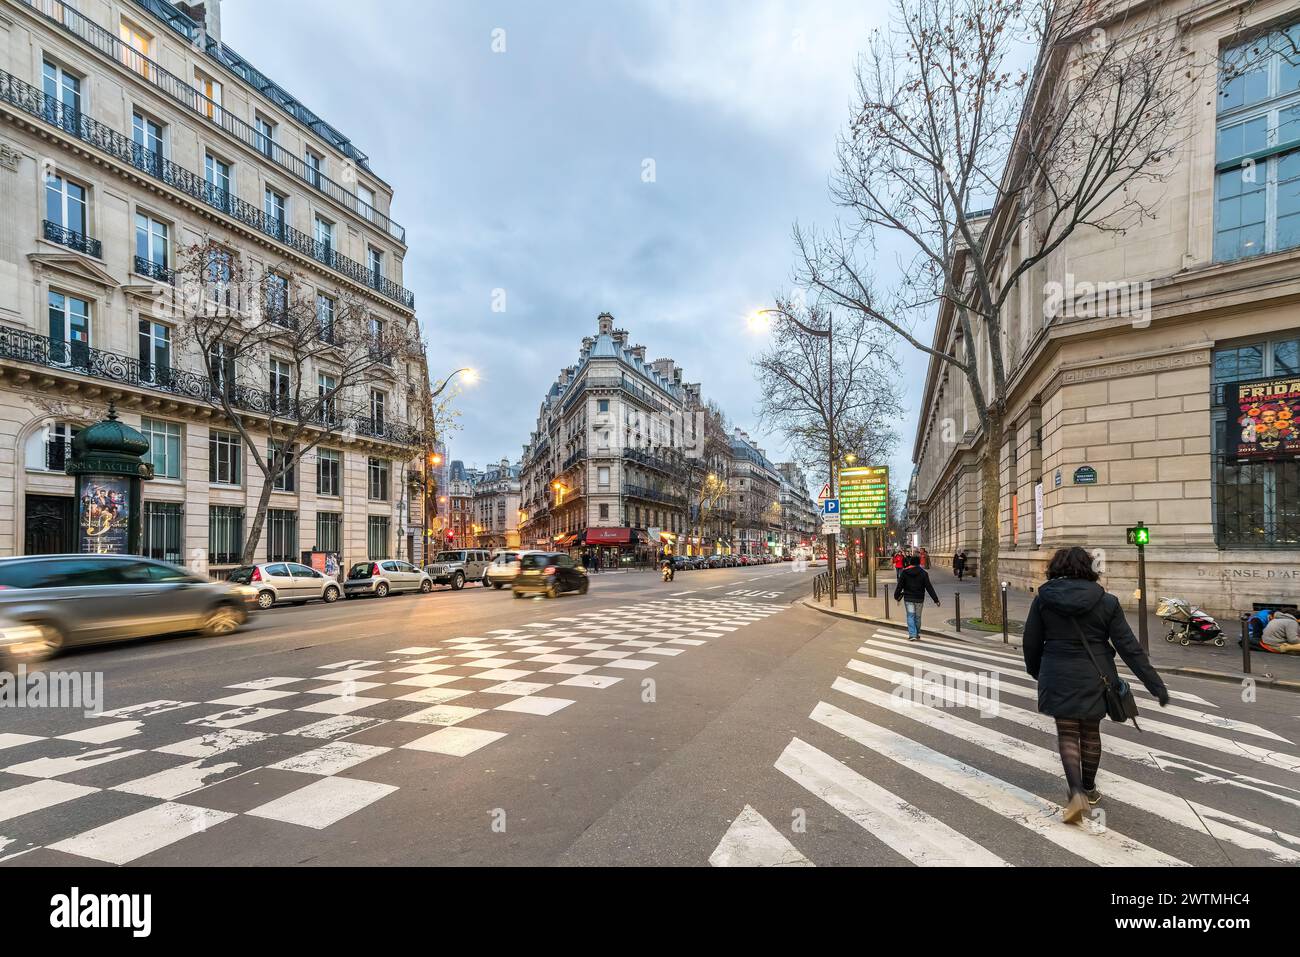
[1070,618,1141,730]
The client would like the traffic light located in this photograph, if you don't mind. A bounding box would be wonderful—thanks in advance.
[1126,523,1149,547]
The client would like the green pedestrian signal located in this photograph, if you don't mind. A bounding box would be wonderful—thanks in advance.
[1126,524,1149,547]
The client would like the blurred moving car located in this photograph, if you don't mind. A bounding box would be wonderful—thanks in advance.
[670,555,692,572]
[512,552,589,599]
[484,550,545,589]
[423,549,492,590]
[343,559,432,598]
[0,554,254,664]
[228,562,342,609]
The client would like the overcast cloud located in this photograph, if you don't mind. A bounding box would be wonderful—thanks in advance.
[221,0,932,490]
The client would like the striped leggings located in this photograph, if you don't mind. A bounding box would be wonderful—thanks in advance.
[1054,717,1102,794]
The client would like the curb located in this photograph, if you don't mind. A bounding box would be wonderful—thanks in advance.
[799,597,1300,695]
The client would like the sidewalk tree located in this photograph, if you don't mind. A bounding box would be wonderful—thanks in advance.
[796,0,1201,624]
[751,296,898,487]
[166,238,425,564]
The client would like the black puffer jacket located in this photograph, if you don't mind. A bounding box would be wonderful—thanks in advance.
[894,565,939,603]
[1023,578,1166,719]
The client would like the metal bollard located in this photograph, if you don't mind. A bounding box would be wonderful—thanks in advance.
[954,592,961,633]
[1240,613,1252,675]
[882,582,890,620]
[1001,581,1009,645]
[851,579,858,614]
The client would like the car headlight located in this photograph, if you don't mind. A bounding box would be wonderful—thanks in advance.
[0,622,48,648]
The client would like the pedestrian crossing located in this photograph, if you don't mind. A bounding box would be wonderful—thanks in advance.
[712,626,1300,867]
[0,597,782,866]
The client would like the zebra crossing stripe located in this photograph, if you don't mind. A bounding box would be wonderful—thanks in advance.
[846,651,1300,814]
[831,674,1300,865]
[853,646,1300,770]
[709,804,814,867]
[776,737,1008,867]
[810,701,1188,867]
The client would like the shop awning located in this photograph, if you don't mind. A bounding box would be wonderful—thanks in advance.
[554,533,579,548]
[583,527,632,545]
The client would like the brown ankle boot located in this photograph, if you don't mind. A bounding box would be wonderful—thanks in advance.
[1063,790,1089,825]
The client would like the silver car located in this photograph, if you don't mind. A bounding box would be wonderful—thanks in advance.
[422,549,491,590]
[0,554,255,664]
[484,550,546,589]
[343,559,432,598]
[228,562,342,610]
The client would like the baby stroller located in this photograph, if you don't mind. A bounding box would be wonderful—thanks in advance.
[1156,596,1224,646]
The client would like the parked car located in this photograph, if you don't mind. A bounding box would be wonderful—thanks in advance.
[343,559,432,598]
[229,562,341,610]
[0,554,255,664]
[671,555,692,572]
[512,552,589,599]
[484,550,546,589]
[423,549,492,590]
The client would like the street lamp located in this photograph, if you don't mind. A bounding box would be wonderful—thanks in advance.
[751,305,839,604]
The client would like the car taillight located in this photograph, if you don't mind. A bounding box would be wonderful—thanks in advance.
[543,565,557,576]
[373,563,381,576]
[250,567,262,582]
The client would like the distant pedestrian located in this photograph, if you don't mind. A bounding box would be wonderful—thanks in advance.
[919,547,929,569]
[1022,546,1168,825]
[892,551,904,572]
[954,550,968,581]
[893,554,939,642]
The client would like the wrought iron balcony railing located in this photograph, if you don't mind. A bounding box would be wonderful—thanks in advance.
[133,255,173,284]
[623,447,687,477]
[43,219,102,258]
[21,0,404,243]
[0,69,415,311]
[562,448,587,470]
[0,326,423,448]
[623,484,685,507]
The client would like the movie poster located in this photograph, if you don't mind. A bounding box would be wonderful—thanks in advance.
[1226,376,1300,462]
[79,476,130,554]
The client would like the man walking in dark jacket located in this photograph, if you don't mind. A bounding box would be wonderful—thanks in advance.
[894,554,939,641]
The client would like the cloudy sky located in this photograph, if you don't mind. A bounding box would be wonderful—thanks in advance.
[223,0,932,491]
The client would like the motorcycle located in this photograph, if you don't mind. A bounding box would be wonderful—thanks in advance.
[661,562,675,583]
[1156,596,1224,646]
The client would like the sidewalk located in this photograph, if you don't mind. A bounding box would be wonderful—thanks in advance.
[808,564,1300,693]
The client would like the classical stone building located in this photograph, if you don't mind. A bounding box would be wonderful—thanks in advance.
[471,456,520,550]
[909,0,1300,615]
[518,313,696,563]
[0,0,424,575]
[729,428,782,557]
[777,460,817,555]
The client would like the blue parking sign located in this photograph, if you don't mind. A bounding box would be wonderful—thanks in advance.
[823,498,840,514]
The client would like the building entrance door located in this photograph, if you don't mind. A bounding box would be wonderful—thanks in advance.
[24,494,75,554]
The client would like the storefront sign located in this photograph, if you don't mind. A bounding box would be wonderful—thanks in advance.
[585,527,631,545]
[78,475,130,555]
[1225,376,1300,461]
[839,466,889,528]
[1073,466,1098,485]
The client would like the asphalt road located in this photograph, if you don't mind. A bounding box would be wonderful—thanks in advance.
[1,562,1296,867]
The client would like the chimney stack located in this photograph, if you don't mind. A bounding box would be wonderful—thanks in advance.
[179,0,223,44]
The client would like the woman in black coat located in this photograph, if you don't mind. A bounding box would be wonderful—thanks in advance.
[1022,546,1169,824]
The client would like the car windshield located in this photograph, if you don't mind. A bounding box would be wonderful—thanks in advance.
[519,554,555,570]
[434,552,464,563]
[348,562,375,579]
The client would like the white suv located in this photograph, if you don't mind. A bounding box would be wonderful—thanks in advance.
[484,550,546,589]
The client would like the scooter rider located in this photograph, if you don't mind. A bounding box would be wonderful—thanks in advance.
[661,553,675,582]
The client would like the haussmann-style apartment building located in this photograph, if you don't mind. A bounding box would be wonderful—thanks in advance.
[908,0,1300,616]
[0,0,427,576]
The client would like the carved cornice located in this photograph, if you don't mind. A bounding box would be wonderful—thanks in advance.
[0,140,20,171]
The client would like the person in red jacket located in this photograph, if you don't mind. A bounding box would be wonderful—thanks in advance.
[892,551,904,571]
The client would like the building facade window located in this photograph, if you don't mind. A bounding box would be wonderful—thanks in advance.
[195,70,222,119]
[266,509,298,562]
[264,188,286,235]
[270,358,292,413]
[316,293,335,341]
[42,59,81,127]
[141,417,181,479]
[48,290,90,366]
[368,457,389,501]
[204,152,232,208]
[370,389,386,429]
[134,213,168,273]
[132,111,164,173]
[269,441,296,492]
[209,430,242,485]
[45,173,88,238]
[367,247,384,280]
[208,341,236,396]
[209,505,243,564]
[305,149,323,188]
[317,448,341,496]
[316,511,342,554]
[141,500,182,562]
[1215,24,1300,261]
[138,318,171,384]
[367,515,390,559]
[254,115,276,156]
[1213,333,1300,547]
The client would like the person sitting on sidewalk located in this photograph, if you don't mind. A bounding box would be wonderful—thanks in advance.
[893,554,939,642]
[1247,608,1274,651]
[1262,610,1300,653]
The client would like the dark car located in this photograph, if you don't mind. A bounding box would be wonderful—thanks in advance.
[671,555,692,572]
[512,552,589,599]
[0,554,254,664]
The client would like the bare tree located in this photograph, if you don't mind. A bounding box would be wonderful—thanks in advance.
[165,238,424,564]
[752,296,899,485]
[796,0,1204,622]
